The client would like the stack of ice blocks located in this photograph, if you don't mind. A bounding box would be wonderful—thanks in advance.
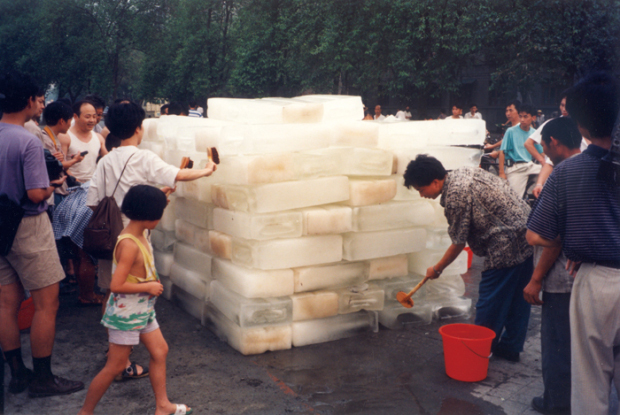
[141,96,484,354]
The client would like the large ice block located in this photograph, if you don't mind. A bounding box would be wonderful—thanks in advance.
[292,311,378,347]
[367,255,409,280]
[232,235,343,270]
[153,250,174,277]
[210,281,292,328]
[151,229,176,252]
[156,195,176,231]
[178,177,215,204]
[336,283,384,314]
[408,249,468,276]
[169,263,210,301]
[171,286,207,322]
[204,305,292,355]
[175,219,197,246]
[209,231,232,259]
[375,275,428,305]
[291,95,364,122]
[212,258,294,298]
[163,149,209,168]
[393,147,482,174]
[159,275,174,301]
[291,291,339,321]
[207,97,324,124]
[342,228,427,261]
[378,303,433,329]
[216,123,332,156]
[429,200,449,226]
[141,118,159,142]
[425,226,453,251]
[344,178,397,206]
[392,175,422,201]
[212,208,303,240]
[291,150,341,179]
[192,119,233,153]
[351,200,435,232]
[377,119,485,149]
[426,296,472,320]
[215,153,296,184]
[329,121,379,147]
[425,273,466,298]
[296,147,393,177]
[173,242,213,274]
[292,261,368,293]
[175,197,212,229]
[212,176,350,213]
[301,205,352,235]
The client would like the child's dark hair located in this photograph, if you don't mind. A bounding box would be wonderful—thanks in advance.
[121,185,167,221]
[105,102,145,140]
[403,154,447,188]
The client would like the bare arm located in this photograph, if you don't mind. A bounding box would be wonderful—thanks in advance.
[498,150,506,179]
[110,240,163,296]
[26,177,67,203]
[485,139,503,150]
[526,230,561,248]
[97,133,108,156]
[175,161,217,182]
[523,245,562,305]
[425,243,466,280]
[533,163,553,198]
[524,138,546,165]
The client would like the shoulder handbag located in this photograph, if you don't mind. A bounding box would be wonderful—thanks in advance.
[0,195,25,256]
[83,153,135,260]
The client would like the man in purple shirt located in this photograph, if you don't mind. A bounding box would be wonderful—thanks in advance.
[0,71,83,398]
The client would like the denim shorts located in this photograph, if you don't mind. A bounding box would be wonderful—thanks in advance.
[108,319,160,346]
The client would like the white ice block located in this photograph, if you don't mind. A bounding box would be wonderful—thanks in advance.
[292,291,340,321]
[213,208,302,240]
[192,119,233,152]
[345,178,397,206]
[210,281,292,328]
[430,200,449,226]
[232,235,343,270]
[169,263,210,301]
[291,95,364,122]
[193,227,211,254]
[291,150,341,179]
[163,149,209,169]
[375,275,428,305]
[292,261,368,293]
[156,195,176,231]
[216,123,332,155]
[342,228,427,261]
[408,249,468,276]
[151,229,176,252]
[392,175,422,201]
[377,119,485,149]
[367,255,409,280]
[212,258,294,298]
[336,283,384,314]
[212,176,350,213]
[175,197,212,229]
[171,286,207,322]
[425,273,466,298]
[329,121,379,147]
[207,97,324,124]
[393,146,482,174]
[175,219,197,245]
[301,205,352,235]
[178,177,215,204]
[173,242,213,275]
[141,118,159,142]
[426,296,472,320]
[159,275,174,301]
[378,303,433,329]
[209,231,232,260]
[292,311,378,347]
[205,305,292,355]
[296,147,393,177]
[215,153,296,184]
[352,200,435,232]
[153,250,174,277]
[425,226,452,251]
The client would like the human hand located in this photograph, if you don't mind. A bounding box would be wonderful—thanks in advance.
[523,280,543,305]
[533,184,543,198]
[146,282,164,296]
[52,151,64,162]
[566,260,582,277]
[72,153,85,164]
[161,186,176,197]
[499,172,507,180]
[50,176,67,187]
[202,160,217,176]
[425,266,441,280]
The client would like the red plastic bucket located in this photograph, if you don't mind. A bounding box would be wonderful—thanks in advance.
[439,323,496,382]
[464,247,473,269]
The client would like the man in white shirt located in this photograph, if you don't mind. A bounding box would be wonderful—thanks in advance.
[373,105,386,121]
[60,101,107,183]
[395,106,412,120]
[464,104,483,120]
[446,103,463,119]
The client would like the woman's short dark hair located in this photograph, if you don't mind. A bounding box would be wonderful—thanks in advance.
[43,102,73,126]
[403,154,447,188]
[0,71,40,114]
[105,102,145,140]
[121,185,167,221]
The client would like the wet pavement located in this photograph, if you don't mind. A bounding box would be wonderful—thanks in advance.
[3,256,570,414]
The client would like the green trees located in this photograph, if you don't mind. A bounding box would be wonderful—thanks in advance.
[1,0,618,104]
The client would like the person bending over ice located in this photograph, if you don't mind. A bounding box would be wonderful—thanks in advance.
[79,185,192,415]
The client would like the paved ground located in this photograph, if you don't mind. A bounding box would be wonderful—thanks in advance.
[0,256,578,414]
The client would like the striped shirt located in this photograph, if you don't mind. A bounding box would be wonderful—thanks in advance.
[188,109,202,118]
[527,145,620,263]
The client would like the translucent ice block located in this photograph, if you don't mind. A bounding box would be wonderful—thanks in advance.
[171,286,207,322]
[178,177,215,204]
[210,281,292,328]
[378,303,433,329]
[207,97,324,124]
[344,178,397,206]
[175,198,212,229]
[375,275,428,305]
[215,153,296,184]
[163,149,209,168]
[426,296,472,320]
[291,95,364,122]
[292,311,378,347]
[425,225,453,251]
[425,273,466,298]
[151,229,176,252]
[169,263,210,301]
[173,242,213,275]
[213,208,302,240]
[175,219,197,246]
[342,228,427,261]
[291,150,341,179]
[392,175,422,201]
[156,195,176,231]
[301,205,352,235]
[336,283,385,314]
[352,200,435,232]
[367,255,409,280]
[329,121,379,147]
[216,123,332,156]
[408,249,468,276]
[297,147,394,177]
[193,227,211,254]
[212,176,350,213]
[292,261,368,293]
[192,119,233,153]
[212,258,294,298]
[393,147,482,175]
[291,291,339,321]
[232,235,343,270]
[377,119,485,149]
[209,231,232,260]
[204,305,292,355]
[159,275,174,301]
[141,118,159,142]
[153,250,174,277]
[429,200,449,226]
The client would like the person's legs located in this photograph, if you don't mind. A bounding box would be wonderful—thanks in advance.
[475,268,514,352]
[0,280,31,393]
[74,244,101,304]
[29,283,59,358]
[506,165,530,199]
[79,343,132,415]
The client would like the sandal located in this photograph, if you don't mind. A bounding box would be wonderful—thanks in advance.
[78,294,104,306]
[115,362,149,381]
[170,404,193,415]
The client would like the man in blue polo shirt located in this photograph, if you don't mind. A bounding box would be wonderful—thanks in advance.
[527,72,620,415]
[499,103,544,198]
